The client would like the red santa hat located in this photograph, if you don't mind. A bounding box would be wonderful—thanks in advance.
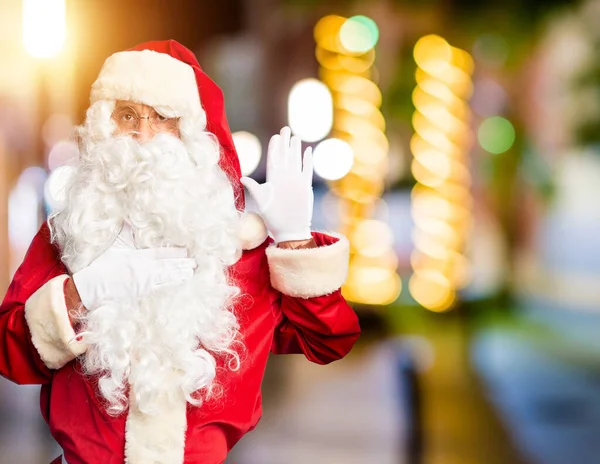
[89,39,245,210]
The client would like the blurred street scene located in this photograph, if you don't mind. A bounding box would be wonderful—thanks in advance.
[2,0,600,463]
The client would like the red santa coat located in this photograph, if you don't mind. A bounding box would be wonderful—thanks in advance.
[0,213,360,463]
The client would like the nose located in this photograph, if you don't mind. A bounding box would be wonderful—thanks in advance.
[133,118,154,143]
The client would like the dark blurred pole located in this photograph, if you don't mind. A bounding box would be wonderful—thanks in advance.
[397,347,423,464]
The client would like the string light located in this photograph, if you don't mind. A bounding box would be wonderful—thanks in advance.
[314,15,401,306]
[409,35,474,312]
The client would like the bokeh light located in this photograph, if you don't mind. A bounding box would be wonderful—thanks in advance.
[410,35,474,312]
[478,116,515,154]
[313,138,354,180]
[232,131,262,176]
[339,16,379,54]
[22,0,66,58]
[288,78,333,143]
[315,14,399,305]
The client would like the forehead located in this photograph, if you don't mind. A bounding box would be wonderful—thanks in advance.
[114,100,158,112]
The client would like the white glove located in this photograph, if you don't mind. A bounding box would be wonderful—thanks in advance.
[241,126,314,243]
[72,230,197,309]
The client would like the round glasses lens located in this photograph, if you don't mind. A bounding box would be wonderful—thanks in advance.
[113,107,139,132]
[149,114,180,133]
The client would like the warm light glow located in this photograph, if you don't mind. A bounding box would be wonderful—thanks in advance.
[321,72,382,107]
[22,0,66,58]
[315,15,397,305]
[414,35,452,68]
[314,15,346,45]
[339,16,379,54]
[313,138,354,180]
[350,219,394,257]
[288,79,333,142]
[345,266,402,305]
[410,36,474,311]
[232,131,262,176]
[338,50,376,73]
[409,270,456,312]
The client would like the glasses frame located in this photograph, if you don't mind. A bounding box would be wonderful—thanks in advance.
[111,105,180,136]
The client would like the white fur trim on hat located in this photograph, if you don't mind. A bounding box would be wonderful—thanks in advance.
[90,49,203,120]
[24,275,88,370]
[266,233,349,298]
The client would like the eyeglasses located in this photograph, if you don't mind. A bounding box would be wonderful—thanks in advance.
[112,106,180,135]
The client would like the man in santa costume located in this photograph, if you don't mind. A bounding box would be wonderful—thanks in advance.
[0,40,360,463]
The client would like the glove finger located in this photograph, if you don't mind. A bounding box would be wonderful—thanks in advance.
[290,135,302,172]
[138,247,188,259]
[302,146,314,183]
[266,134,281,181]
[280,126,292,170]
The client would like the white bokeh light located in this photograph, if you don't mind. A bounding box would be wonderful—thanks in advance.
[232,131,262,176]
[23,0,66,58]
[288,78,333,142]
[313,138,354,180]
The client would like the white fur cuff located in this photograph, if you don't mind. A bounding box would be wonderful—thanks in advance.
[24,275,88,370]
[266,233,349,298]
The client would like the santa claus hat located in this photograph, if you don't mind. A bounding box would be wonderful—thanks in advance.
[89,40,245,210]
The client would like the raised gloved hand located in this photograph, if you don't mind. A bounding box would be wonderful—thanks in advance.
[240,126,314,243]
[72,228,197,309]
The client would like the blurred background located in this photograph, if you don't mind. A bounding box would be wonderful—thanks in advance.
[1,0,600,463]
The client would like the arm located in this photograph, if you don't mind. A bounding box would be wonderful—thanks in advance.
[0,223,86,384]
[269,232,360,364]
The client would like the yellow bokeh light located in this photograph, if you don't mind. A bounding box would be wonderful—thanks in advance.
[352,249,399,270]
[315,46,344,69]
[321,72,382,107]
[351,139,388,166]
[314,15,346,44]
[338,49,376,74]
[410,35,473,311]
[350,219,394,257]
[344,266,402,305]
[411,133,462,160]
[451,47,475,75]
[410,249,471,288]
[412,111,469,145]
[335,97,385,130]
[411,159,449,188]
[409,270,456,312]
[414,35,452,68]
[315,15,392,306]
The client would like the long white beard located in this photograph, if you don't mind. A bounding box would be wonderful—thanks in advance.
[50,111,243,416]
